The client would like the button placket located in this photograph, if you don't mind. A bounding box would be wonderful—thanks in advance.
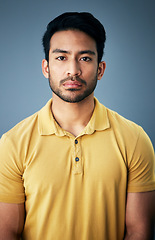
[72,138,83,174]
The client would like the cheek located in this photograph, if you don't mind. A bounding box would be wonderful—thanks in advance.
[83,66,98,79]
[49,64,66,77]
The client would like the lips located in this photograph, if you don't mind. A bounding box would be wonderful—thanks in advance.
[63,80,82,88]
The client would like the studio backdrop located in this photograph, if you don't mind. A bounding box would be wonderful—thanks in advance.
[0,0,155,148]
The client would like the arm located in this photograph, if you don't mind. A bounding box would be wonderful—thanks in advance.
[0,202,25,240]
[124,191,155,240]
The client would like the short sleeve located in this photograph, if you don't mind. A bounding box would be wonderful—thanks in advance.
[127,127,155,192]
[0,134,25,203]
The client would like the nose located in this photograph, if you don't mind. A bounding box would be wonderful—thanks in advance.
[66,60,81,77]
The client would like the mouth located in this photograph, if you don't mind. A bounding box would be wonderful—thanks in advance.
[62,80,83,89]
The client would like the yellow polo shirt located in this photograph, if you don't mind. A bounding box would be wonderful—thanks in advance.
[0,98,155,240]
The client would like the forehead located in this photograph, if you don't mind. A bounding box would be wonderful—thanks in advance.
[49,30,97,53]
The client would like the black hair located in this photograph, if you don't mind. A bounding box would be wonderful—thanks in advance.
[42,12,106,63]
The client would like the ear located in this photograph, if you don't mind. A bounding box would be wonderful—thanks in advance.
[42,59,49,79]
[97,61,106,80]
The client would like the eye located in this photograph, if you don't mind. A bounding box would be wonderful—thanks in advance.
[56,56,66,61]
[80,56,92,62]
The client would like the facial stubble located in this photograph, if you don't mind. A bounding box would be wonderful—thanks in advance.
[48,71,98,103]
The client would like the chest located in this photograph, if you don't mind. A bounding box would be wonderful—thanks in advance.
[23,132,127,198]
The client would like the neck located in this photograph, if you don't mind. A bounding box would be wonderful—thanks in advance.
[51,93,95,137]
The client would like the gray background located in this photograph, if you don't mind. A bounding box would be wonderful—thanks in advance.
[0,0,155,149]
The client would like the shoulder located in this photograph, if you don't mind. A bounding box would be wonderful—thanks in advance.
[106,106,154,153]
[1,99,53,142]
[106,107,140,132]
[96,100,154,163]
[95,98,141,135]
[106,107,153,149]
[95,98,153,149]
[0,112,40,164]
[1,111,39,142]
[104,106,155,192]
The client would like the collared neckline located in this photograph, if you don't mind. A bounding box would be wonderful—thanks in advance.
[38,98,110,136]
[81,97,110,135]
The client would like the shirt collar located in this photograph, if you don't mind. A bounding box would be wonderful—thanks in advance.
[38,99,58,136]
[38,98,110,136]
[82,97,110,135]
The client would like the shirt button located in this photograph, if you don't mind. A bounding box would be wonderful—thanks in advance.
[75,139,78,144]
[75,157,79,162]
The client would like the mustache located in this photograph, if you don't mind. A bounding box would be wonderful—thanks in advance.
[60,76,87,86]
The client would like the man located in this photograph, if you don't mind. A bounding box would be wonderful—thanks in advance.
[0,12,154,240]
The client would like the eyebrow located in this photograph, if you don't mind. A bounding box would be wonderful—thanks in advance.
[52,48,96,55]
[52,49,69,54]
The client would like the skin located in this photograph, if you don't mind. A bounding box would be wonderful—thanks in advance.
[0,203,25,239]
[125,191,155,239]
[45,30,104,104]
[42,30,105,136]
[0,30,154,239]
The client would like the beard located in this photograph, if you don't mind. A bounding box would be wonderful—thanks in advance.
[48,73,98,103]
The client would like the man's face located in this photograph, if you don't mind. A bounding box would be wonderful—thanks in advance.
[42,30,105,103]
